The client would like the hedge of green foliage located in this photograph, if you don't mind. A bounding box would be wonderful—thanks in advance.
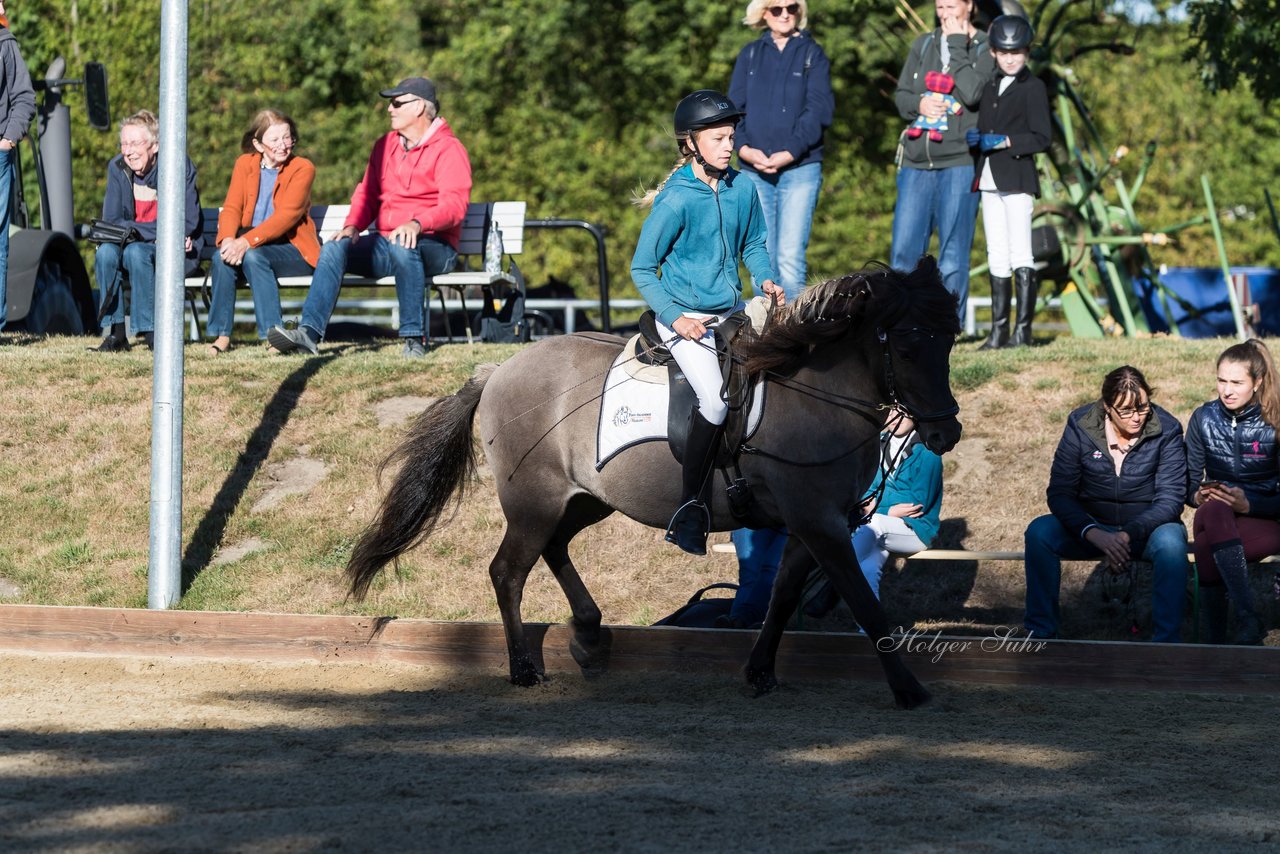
[12,1,1279,300]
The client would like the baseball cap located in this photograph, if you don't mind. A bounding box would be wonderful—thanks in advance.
[380,77,438,107]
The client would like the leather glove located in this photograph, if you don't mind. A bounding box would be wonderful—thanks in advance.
[978,133,1011,152]
[964,128,980,148]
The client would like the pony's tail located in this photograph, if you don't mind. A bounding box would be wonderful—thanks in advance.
[346,367,493,600]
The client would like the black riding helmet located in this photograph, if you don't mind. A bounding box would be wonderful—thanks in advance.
[988,14,1033,51]
[673,89,745,136]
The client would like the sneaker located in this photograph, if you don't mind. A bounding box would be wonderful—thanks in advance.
[88,333,131,353]
[401,338,427,359]
[268,325,319,356]
[138,331,154,350]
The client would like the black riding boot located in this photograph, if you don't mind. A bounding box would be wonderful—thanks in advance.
[665,411,725,556]
[980,274,1012,350]
[1213,542,1265,645]
[1009,267,1039,347]
[1199,584,1229,645]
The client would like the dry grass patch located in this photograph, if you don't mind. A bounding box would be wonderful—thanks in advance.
[2,332,1275,643]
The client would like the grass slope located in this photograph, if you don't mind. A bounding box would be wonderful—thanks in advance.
[1,332,1275,644]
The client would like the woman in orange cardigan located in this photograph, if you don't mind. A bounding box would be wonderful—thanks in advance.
[206,110,320,353]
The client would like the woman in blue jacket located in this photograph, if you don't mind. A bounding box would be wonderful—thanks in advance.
[1186,339,1280,645]
[728,0,834,302]
[631,89,782,556]
[1024,366,1189,642]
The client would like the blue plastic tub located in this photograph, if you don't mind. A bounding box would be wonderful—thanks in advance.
[1135,267,1280,338]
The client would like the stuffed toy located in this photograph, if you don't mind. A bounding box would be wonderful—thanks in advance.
[906,71,963,142]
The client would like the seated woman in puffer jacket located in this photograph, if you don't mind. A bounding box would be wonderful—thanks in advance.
[1024,365,1189,643]
[1186,338,1280,645]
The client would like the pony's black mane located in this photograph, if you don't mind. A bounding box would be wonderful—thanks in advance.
[738,258,959,376]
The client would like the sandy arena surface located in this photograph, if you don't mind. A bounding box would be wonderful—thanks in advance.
[2,651,1279,852]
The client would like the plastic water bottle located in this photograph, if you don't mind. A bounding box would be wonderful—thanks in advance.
[484,224,504,274]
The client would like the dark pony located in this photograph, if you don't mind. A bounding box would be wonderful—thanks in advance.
[348,257,962,709]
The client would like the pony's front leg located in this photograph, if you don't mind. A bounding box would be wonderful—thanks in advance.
[489,527,546,686]
[808,531,931,710]
[744,536,815,696]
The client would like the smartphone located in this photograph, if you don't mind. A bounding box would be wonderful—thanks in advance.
[1200,481,1222,490]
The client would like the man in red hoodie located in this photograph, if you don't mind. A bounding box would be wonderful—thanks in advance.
[270,77,472,358]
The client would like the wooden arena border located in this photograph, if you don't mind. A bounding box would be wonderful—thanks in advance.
[1,604,1278,694]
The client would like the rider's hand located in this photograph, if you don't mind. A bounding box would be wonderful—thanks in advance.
[672,316,707,341]
[762,280,786,306]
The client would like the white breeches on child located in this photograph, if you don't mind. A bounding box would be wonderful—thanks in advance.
[657,304,744,425]
[852,514,928,599]
[981,191,1035,278]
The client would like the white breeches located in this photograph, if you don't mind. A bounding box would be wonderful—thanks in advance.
[852,514,928,599]
[657,304,744,425]
[980,190,1035,278]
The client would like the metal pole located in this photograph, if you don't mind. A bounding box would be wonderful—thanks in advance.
[1201,174,1247,341]
[148,0,188,609]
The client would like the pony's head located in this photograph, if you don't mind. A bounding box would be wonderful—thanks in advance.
[739,256,963,454]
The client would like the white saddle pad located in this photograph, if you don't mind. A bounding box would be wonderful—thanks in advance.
[595,342,766,470]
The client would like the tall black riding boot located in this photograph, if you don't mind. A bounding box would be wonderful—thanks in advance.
[1199,584,1229,645]
[1213,542,1265,645]
[1008,267,1040,347]
[980,274,1012,350]
[665,411,725,556]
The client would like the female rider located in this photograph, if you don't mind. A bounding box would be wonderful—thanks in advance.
[631,89,784,556]
[1186,338,1280,645]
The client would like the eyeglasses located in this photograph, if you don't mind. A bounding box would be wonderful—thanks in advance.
[259,135,294,148]
[1109,404,1151,420]
[767,3,800,16]
[119,139,152,150]
[389,97,420,109]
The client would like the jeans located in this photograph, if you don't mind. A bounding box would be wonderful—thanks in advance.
[740,162,823,301]
[297,233,457,339]
[890,164,980,324]
[94,241,157,333]
[208,243,315,338]
[0,148,12,331]
[729,527,789,625]
[1024,515,1189,643]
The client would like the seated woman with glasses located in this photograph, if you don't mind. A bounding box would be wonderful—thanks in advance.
[205,109,320,354]
[1023,365,1190,642]
[1185,339,1280,645]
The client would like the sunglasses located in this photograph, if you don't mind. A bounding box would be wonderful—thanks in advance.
[767,3,800,16]
[389,97,420,109]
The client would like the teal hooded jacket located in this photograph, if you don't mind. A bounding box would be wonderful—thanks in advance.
[630,163,777,328]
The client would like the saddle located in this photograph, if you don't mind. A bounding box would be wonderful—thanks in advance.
[633,307,764,518]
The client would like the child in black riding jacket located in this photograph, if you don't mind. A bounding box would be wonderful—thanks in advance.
[966,15,1051,350]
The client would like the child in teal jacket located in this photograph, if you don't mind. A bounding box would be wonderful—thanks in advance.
[630,89,782,556]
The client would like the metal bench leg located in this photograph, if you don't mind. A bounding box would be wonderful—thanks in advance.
[435,287,453,344]
[1189,561,1200,644]
[459,290,473,346]
[186,290,204,341]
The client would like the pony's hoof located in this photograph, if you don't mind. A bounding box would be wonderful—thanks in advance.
[570,630,612,679]
[893,684,933,710]
[509,657,545,687]
[746,667,779,697]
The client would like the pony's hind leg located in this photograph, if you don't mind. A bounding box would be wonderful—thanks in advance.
[490,525,553,686]
[541,497,614,676]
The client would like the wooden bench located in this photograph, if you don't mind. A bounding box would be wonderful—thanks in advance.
[711,542,1279,643]
[184,201,526,343]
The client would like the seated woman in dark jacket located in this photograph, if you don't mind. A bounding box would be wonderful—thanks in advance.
[1186,338,1280,645]
[1024,365,1189,642]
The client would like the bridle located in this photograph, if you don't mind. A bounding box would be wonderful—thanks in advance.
[877,327,960,423]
